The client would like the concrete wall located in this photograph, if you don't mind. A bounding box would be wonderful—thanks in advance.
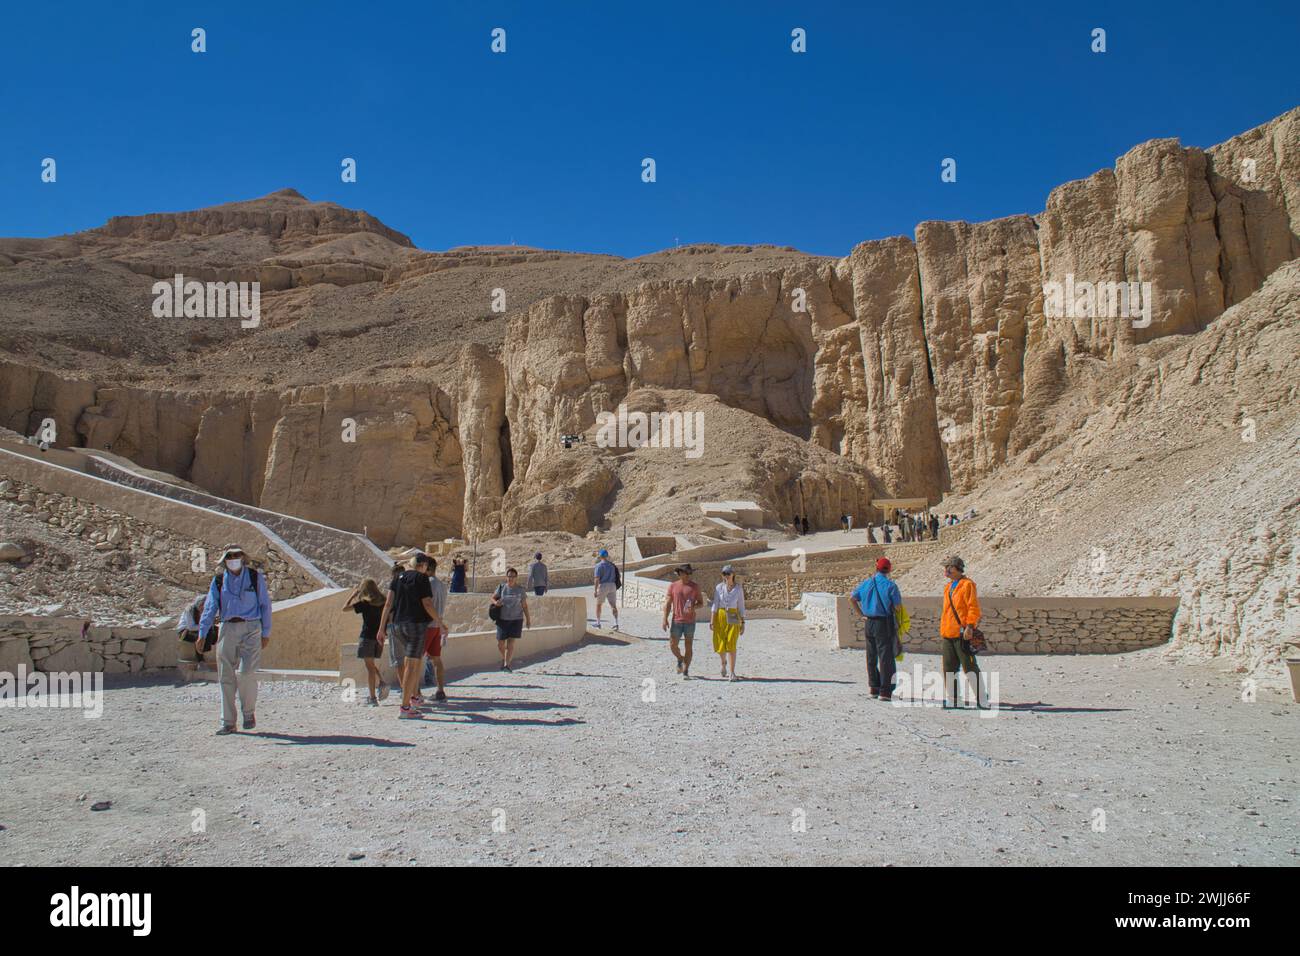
[0,614,176,675]
[817,594,1179,654]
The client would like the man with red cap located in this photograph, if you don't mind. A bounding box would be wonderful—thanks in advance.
[850,557,903,700]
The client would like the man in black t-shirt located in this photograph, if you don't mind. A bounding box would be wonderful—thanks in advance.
[375,553,443,719]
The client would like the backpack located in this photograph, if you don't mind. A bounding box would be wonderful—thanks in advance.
[211,567,262,618]
[614,565,622,589]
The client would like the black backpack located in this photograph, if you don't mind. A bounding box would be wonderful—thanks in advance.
[211,567,262,617]
[614,565,622,589]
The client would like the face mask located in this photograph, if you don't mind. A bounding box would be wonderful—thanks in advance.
[225,559,243,573]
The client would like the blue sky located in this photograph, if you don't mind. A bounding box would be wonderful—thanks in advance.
[1,1,1296,257]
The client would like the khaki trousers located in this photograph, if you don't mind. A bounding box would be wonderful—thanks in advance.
[217,619,262,727]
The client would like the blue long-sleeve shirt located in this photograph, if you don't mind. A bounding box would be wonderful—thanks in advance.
[198,567,272,639]
[850,572,901,617]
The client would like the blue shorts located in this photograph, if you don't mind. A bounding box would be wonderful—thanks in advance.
[669,621,696,640]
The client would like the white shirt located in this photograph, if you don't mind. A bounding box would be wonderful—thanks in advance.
[710,582,746,616]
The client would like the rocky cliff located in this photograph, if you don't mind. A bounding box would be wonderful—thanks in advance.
[1,109,1297,552]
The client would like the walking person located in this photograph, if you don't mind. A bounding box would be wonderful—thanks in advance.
[198,545,272,735]
[709,565,747,680]
[849,557,902,701]
[526,552,549,596]
[661,564,704,679]
[930,513,940,539]
[801,515,810,535]
[939,555,983,708]
[375,552,444,719]
[449,555,468,593]
[491,568,531,671]
[593,549,620,630]
[422,559,450,701]
[883,521,893,544]
[346,578,389,706]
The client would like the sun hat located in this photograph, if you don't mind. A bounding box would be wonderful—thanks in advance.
[942,555,965,572]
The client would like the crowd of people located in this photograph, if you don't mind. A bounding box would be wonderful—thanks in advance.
[791,508,976,543]
[179,529,987,732]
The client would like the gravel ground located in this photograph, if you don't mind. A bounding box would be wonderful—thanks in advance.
[1,601,1296,867]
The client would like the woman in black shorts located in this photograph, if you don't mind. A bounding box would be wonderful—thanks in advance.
[346,577,389,705]
[490,568,531,672]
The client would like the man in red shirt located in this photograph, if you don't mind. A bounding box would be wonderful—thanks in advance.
[662,564,705,679]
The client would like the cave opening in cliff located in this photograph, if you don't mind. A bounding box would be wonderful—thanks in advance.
[499,420,515,491]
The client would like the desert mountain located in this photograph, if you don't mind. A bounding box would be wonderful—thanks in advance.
[1,110,1296,576]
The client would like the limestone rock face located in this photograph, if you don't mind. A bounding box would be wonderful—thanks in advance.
[2,109,1297,549]
[915,216,1038,491]
[97,188,413,248]
[258,383,462,548]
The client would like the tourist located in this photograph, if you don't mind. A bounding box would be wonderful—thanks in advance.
[930,513,940,539]
[593,549,620,630]
[849,557,902,701]
[661,563,704,679]
[375,552,444,719]
[345,578,389,706]
[422,559,450,701]
[840,514,849,533]
[198,544,272,735]
[449,555,468,593]
[883,521,893,544]
[939,555,982,708]
[709,565,747,680]
[491,567,531,671]
[175,591,218,666]
[383,562,405,696]
[801,515,810,535]
[526,552,549,596]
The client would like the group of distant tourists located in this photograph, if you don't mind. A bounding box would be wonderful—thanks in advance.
[177,528,985,732]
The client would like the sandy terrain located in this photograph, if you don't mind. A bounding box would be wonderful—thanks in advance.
[2,598,1295,867]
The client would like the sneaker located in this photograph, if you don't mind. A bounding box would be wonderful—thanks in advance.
[503,664,512,673]
[398,706,422,720]
[215,725,235,736]
[410,693,425,705]
[675,659,683,674]
[378,685,390,701]
[869,690,880,699]
[434,690,447,702]
[366,697,379,707]
[612,622,620,632]
[682,668,690,680]
[242,715,255,731]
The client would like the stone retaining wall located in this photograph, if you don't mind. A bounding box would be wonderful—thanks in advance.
[1,448,329,590]
[0,474,323,602]
[0,614,175,675]
[824,594,1179,654]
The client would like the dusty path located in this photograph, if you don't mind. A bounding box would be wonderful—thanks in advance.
[1,602,1295,866]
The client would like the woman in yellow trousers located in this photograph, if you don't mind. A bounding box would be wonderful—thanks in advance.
[709,565,747,681]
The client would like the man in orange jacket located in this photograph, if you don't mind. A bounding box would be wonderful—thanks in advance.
[939,555,981,707]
